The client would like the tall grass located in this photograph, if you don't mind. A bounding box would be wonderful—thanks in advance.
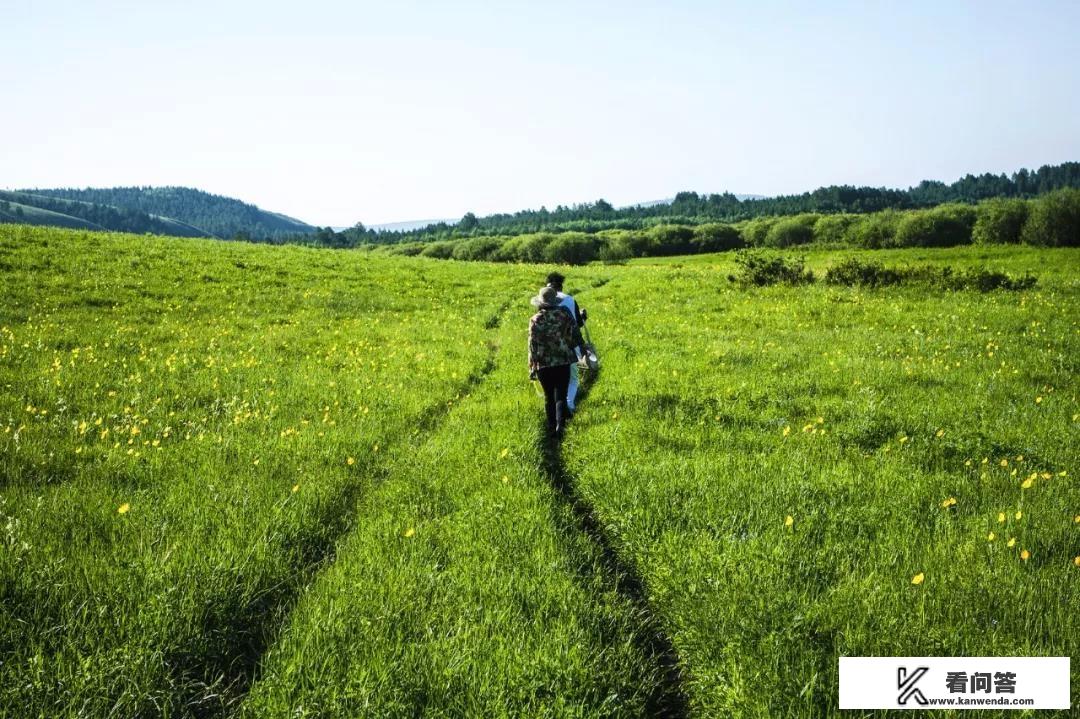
[2,224,1077,717]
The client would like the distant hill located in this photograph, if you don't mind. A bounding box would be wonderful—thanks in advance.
[0,190,212,237]
[17,187,315,240]
[366,218,459,233]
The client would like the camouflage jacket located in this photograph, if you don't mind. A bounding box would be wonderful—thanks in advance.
[528,307,583,369]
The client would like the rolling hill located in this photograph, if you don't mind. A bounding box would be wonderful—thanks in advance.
[1,186,316,240]
[0,190,213,237]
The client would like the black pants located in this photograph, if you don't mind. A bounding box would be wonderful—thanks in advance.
[537,364,571,431]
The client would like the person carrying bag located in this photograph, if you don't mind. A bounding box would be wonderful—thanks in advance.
[528,286,584,438]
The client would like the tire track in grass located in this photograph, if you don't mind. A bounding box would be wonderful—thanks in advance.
[178,303,513,719]
[539,361,690,718]
[238,297,659,717]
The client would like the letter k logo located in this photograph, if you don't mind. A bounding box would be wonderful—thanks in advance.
[897,666,929,705]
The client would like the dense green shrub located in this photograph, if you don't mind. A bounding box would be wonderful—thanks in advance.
[541,233,600,265]
[492,233,552,263]
[646,225,695,256]
[942,268,1037,291]
[763,214,819,247]
[1021,188,1080,246]
[824,258,904,287]
[385,242,425,256]
[419,241,456,259]
[691,223,744,253]
[729,251,814,286]
[813,214,859,244]
[740,217,779,246]
[616,231,658,257]
[519,233,556,262]
[972,198,1029,244]
[891,204,976,247]
[851,210,904,248]
[451,237,503,261]
[598,241,632,263]
[824,258,1035,291]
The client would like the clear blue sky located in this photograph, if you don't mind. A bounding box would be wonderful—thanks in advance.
[4,0,1078,226]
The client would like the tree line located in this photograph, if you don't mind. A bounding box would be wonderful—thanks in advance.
[354,188,1080,264]
[324,161,1077,246]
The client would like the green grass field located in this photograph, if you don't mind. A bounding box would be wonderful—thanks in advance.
[1,224,1077,717]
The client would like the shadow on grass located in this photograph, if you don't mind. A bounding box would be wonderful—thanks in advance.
[537,367,690,719]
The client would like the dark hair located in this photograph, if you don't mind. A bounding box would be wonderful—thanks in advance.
[546,271,565,287]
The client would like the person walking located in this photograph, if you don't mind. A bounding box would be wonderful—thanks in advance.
[529,285,584,437]
[545,272,586,413]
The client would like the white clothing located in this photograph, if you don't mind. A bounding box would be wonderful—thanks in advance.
[555,292,579,326]
[555,290,581,409]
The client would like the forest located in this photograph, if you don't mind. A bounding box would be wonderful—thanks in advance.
[336,160,1080,245]
[355,188,1080,264]
[20,186,314,240]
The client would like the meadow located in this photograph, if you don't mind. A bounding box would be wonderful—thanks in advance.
[1,224,1077,717]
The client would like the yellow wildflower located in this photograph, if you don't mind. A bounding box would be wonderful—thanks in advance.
[1007,537,1016,548]
[403,527,415,538]
[784,515,794,528]
[117,503,130,514]
[911,573,924,585]
[1020,549,1030,561]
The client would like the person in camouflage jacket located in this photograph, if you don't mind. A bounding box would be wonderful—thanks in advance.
[529,286,584,437]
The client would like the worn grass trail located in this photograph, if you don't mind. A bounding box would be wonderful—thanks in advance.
[538,363,689,718]
[239,296,664,718]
